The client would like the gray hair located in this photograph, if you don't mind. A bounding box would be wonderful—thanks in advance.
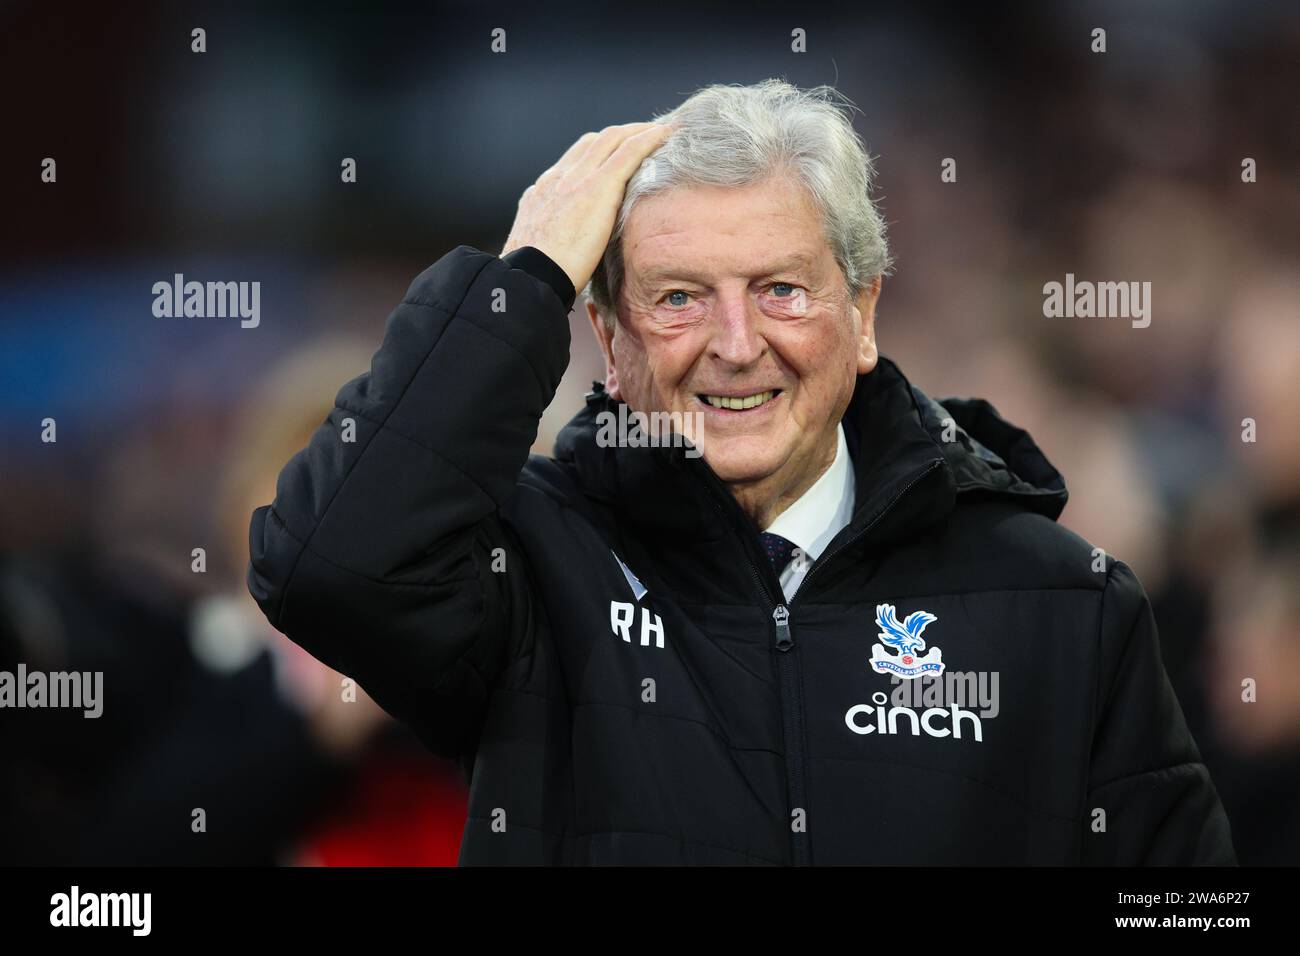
[585,79,893,328]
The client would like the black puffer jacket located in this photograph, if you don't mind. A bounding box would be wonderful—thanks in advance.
[248,244,1236,865]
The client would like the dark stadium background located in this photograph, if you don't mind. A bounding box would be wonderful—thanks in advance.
[2,0,1298,865]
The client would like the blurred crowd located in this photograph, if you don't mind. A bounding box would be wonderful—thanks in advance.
[1,2,1297,864]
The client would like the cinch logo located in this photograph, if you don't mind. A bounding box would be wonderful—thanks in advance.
[845,692,985,741]
[844,604,1000,743]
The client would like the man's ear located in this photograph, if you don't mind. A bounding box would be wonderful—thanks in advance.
[854,275,882,375]
[585,298,622,399]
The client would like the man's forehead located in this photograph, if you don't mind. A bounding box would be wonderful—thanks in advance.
[621,176,832,282]
[629,247,825,286]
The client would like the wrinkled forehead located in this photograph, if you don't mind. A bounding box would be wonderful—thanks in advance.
[620,178,835,291]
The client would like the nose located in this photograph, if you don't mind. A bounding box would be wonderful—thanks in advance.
[707,288,766,368]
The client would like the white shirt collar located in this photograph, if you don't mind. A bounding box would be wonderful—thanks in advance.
[763,423,855,600]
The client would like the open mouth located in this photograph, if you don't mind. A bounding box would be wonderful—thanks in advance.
[697,389,782,411]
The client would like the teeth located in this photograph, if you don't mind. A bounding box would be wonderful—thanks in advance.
[703,390,776,410]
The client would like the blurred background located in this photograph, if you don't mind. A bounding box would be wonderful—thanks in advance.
[1,0,1297,865]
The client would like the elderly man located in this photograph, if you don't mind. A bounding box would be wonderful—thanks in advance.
[248,80,1235,865]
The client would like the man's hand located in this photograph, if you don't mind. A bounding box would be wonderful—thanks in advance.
[502,121,675,295]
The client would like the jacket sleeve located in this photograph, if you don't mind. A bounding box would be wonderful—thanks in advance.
[1082,560,1237,865]
[247,245,573,759]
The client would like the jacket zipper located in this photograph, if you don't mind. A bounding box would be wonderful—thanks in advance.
[771,459,942,866]
[691,448,945,867]
[769,603,810,863]
[788,458,944,613]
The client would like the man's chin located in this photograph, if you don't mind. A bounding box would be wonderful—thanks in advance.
[700,446,785,487]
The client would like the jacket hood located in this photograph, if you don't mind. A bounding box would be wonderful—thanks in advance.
[552,356,1067,548]
[907,381,1067,518]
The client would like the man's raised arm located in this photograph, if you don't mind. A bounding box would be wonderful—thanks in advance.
[246,123,672,758]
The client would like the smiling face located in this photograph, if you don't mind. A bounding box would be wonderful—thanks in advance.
[586,175,881,525]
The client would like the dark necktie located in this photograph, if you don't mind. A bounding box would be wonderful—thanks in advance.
[759,531,798,576]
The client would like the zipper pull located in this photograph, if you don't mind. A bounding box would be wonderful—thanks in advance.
[772,604,793,652]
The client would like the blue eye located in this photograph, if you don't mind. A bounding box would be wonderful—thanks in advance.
[665,291,691,307]
[771,283,796,297]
